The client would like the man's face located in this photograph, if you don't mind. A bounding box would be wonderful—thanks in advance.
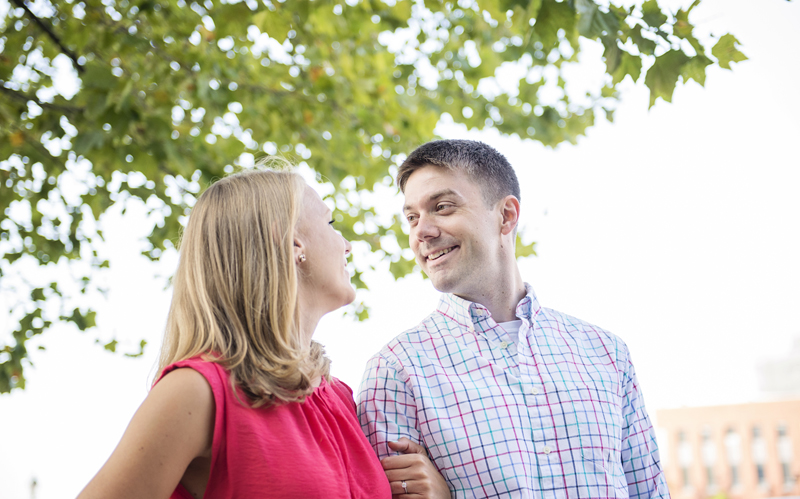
[403,165,501,298]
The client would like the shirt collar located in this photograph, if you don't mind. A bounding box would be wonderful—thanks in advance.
[435,282,542,330]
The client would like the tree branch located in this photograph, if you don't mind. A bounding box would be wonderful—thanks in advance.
[0,85,82,114]
[10,0,85,74]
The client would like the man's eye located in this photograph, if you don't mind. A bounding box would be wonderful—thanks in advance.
[436,204,450,211]
[406,215,417,223]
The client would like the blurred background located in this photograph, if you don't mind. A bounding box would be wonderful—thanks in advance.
[1,0,798,498]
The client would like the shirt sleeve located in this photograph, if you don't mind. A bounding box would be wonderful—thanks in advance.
[620,346,671,498]
[356,352,421,461]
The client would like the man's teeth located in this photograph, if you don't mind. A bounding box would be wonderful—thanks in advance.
[428,247,454,260]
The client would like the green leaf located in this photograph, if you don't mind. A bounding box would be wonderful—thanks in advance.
[515,235,537,259]
[103,339,118,353]
[673,7,693,39]
[253,9,291,41]
[389,256,417,280]
[673,2,704,54]
[602,38,622,74]
[535,0,577,48]
[81,62,116,91]
[630,25,657,55]
[645,50,690,108]
[124,340,148,358]
[354,301,370,321]
[528,0,543,19]
[576,0,620,40]
[575,0,599,38]
[641,0,668,28]
[60,308,98,331]
[73,131,105,155]
[681,55,712,86]
[4,252,23,264]
[712,34,748,70]
[612,52,643,84]
[31,288,46,302]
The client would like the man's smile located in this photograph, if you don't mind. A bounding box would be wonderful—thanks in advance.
[424,246,459,263]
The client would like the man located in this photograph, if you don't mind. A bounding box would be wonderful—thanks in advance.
[357,140,669,498]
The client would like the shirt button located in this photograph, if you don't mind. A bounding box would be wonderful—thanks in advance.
[543,446,551,454]
[499,341,509,349]
[528,387,539,395]
[475,309,485,316]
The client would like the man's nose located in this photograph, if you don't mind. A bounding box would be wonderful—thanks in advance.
[414,214,440,241]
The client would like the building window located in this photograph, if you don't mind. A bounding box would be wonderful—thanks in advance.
[753,426,767,487]
[778,424,794,489]
[724,428,741,489]
[678,431,693,490]
[702,428,716,493]
[757,464,766,484]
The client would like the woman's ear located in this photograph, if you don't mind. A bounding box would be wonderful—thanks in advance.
[293,237,307,265]
[499,195,521,236]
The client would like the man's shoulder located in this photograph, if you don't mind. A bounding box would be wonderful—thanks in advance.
[367,310,448,365]
[538,307,628,357]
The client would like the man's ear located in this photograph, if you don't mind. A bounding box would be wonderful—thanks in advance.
[499,195,521,236]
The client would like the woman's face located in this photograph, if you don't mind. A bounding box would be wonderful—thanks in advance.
[295,184,355,313]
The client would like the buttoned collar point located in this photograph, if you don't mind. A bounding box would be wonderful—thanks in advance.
[435,282,542,334]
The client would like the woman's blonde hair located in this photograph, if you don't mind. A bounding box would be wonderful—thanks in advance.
[157,166,330,407]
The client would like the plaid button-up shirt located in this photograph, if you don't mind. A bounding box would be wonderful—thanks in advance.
[357,284,669,498]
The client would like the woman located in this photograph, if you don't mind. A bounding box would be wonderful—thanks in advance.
[78,166,448,498]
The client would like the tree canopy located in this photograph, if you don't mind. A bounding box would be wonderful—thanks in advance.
[0,0,746,392]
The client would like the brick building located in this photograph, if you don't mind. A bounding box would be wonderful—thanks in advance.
[657,399,800,498]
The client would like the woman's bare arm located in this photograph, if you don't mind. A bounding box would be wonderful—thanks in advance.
[77,368,215,499]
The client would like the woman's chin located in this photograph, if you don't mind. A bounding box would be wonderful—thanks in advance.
[343,287,357,307]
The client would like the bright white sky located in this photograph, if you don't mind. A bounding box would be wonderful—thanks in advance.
[1,0,799,497]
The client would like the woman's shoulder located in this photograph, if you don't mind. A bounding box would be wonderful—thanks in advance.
[156,355,227,390]
[331,375,353,390]
[325,377,357,410]
[153,367,215,408]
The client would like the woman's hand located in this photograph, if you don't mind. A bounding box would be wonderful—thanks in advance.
[77,368,215,499]
[381,438,451,499]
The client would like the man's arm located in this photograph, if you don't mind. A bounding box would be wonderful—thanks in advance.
[358,353,452,498]
[357,353,421,460]
[620,347,671,499]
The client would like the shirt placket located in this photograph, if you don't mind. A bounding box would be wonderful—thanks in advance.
[519,317,564,499]
[469,305,540,497]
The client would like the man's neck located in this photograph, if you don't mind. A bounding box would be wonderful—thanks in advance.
[454,268,526,323]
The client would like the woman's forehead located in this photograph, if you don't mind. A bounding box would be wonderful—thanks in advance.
[303,185,330,216]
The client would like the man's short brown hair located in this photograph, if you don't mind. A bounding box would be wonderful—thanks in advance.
[396,139,521,206]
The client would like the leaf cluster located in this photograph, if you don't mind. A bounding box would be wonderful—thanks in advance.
[0,0,744,392]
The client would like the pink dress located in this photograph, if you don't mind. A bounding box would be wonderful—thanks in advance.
[156,358,392,499]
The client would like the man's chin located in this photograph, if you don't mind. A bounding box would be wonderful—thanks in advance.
[428,273,458,294]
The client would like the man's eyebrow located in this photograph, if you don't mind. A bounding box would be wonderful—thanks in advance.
[403,189,462,213]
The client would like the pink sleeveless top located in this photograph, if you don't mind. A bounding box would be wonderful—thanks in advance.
[156,358,391,499]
